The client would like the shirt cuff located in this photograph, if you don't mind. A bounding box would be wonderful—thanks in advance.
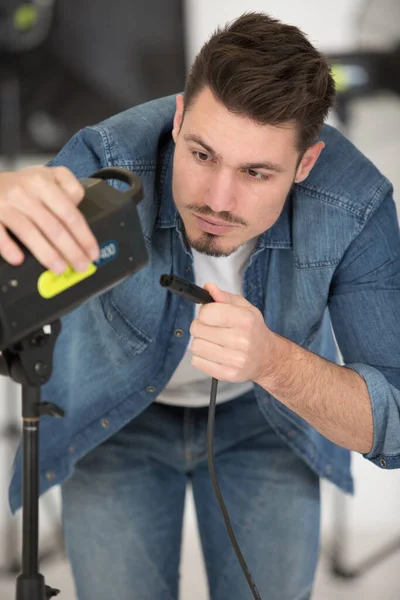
[345,362,400,469]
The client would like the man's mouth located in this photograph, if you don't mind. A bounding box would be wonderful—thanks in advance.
[193,214,237,234]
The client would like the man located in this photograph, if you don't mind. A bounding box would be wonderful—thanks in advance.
[2,11,399,600]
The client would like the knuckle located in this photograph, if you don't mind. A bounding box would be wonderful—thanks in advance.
[22,165,44,178]
[52,165,69,178]
[54,167,84,198]
[20,170,44,192]
[243,314,254,330]
[59,205,81,226]
[6,184,24,204]
[46,219,64,239]
[235,353,246,369]
[239,336,250,352]
[31,172,46,188]
[71,180,85,198]
[64,209,79,225]
[226,367,238,381]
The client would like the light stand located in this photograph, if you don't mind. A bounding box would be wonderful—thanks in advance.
[0,55,63,580]
[0,320,64,599]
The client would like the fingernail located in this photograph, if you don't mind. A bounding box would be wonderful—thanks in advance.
[89,248,100,261]
[52,261,67,274]
[76,260,90,273]
[9,252,23,265]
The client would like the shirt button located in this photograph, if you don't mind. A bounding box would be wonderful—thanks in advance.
[147,386,156,393]
[380,458,387,468]
[325,464,332,476]
[185,267,191,274]
[101,418,110,428]
[46,471,56,481]
[174,329,184,337]
[68,446,75,454]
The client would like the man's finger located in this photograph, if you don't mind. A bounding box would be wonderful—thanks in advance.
[198,303,252,328]
[204,282,250,306]
[51,166,86,204]
[190,321,251,352]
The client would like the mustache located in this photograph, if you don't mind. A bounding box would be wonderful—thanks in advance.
[186,204,247,226]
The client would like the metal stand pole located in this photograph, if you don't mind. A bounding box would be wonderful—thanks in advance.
[0,322,63,598]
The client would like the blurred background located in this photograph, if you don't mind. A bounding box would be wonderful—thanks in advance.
[1,0,400,598]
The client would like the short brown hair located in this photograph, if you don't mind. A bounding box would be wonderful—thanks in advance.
[184,12,336,153]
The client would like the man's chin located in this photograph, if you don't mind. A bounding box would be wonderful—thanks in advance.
[187,231,239,258]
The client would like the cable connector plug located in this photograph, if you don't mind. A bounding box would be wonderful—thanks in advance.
[160,274,213,304]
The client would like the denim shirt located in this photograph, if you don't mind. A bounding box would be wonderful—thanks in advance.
[9,94,400,513]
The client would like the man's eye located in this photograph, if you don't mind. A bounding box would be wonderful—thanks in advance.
[193,151,211,162]
[246,169,269,180]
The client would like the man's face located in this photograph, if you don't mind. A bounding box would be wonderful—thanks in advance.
[171,87,323,257]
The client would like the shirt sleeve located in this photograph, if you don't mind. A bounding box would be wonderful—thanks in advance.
[46,126,108,175]
[328,186,400,468]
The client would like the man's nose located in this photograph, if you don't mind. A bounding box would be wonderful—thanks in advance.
[206,170,237,215]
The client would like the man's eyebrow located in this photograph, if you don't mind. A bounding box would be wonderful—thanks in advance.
[184,134,216,156]
[241,161,285,173]
[183,133,285,173]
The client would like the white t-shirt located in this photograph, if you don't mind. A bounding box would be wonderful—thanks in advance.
[156,238,258,407]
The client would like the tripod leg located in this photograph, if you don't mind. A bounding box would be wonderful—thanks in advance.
[21,385,41,576]
[0,325,63,598]
[16,385,47,600]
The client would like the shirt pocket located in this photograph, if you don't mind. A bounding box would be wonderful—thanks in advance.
[99,289,153,357]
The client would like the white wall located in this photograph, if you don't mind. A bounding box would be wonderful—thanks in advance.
[184,0,364,64]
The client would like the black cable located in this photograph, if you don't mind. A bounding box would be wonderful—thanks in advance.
[159,274,263,597]
[207,377,262,600]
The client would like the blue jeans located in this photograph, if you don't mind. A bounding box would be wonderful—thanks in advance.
[62,390,321,600]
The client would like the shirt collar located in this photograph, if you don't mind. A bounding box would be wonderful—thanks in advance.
[155,140,177,229]
[258,193,293,250]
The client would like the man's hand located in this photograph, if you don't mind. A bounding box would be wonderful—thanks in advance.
[189,283,276,383]
[189,282,374,453]
[0,166,100,273]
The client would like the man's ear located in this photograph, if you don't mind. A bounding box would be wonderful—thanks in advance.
[295,141,325,183]
[172,94,185,143]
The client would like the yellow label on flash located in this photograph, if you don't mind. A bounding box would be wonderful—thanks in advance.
[38,264,97,299]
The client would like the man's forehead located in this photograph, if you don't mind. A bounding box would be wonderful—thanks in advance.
[181,93,299,157]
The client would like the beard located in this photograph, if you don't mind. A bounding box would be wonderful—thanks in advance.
[182,204,247,257]
[183,229,243,257]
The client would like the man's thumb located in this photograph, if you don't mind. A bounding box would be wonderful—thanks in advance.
[203,282,228,303]
[203,282,249,306]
